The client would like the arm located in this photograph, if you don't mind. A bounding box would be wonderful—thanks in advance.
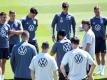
[10,46,16,73]
[53,70,59,80]
[87,53,96,80]
[71,16,76,37]
[50,43,57,56]
[85,43,91,52]
[60,64,67,79]
[31,70,35,80]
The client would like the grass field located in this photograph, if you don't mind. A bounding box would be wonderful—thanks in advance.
[0,0,107,79]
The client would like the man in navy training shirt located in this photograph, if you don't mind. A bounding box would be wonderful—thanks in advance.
[51,2,76,42]
[0,12,17,80]
[11,30,37,80]
[21,7,39,52]
[7,10,23,56]
[90,6,107,75]
[51,30,72,80]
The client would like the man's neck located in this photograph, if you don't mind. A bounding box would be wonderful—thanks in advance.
[9,19,15,22]
[95,15,100,18]
[42,50,47,53]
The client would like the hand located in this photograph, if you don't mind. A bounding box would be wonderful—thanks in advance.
[104,34,107,40]
[52,35,56,42]
[87,74,93,80]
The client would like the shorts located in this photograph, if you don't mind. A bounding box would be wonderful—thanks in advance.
[29,40,39,53]
[14,77,31,80]
[0,48,9,59]
[95,37,106,54]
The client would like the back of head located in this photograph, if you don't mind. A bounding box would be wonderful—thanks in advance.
[0,12,6,16]
[62,2,69,8]
[9,10,15,15]
[57,30,66,37]
[42,41,49,50]
[21,30,29,41]
[71,37,80,45]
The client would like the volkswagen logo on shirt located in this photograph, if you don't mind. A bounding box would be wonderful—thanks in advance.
[0,27,6,37]
[94,24,101,31]
[18,46,27,55]
[38,58,48,68]
[74,54,83,64]
[28,25,34,31]
[63,43,71,52]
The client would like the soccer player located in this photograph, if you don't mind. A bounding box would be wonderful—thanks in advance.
[0,12,11,80]
[90,6,107,75]
[51,30,72,80]
[60,38,96,80]
[21,7,39,52]
[51,2,76,41]
[11,31,37,80]
[29,42,58,80]
[82,20,95,73]
[7,10,23,56]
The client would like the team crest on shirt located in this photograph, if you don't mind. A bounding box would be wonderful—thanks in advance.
[28,25,34,31]
[0,27,7,37]
[18,46,27,55]
[38,58,48,68]
[94,24,101,31]
[60,17,63,23]
[63,43,71,52]
[74,54,83,64]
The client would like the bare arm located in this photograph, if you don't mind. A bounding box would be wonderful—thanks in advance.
[60,64,67,79]
[53,70,59,80]
[31,70,35,80]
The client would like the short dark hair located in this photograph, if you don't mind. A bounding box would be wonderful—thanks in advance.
[0,12,6,16]
[71,37,80,44]
[30,7,38,14]
[21,30,29,39]
[9,10,15,14]
[94,5,100,10]
[57,30,66,37]
[82,20,91,28]
[62,2,69,8]
[42,41,49,49]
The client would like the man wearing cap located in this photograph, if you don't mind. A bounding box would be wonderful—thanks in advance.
[51,2,76,42]
[21,7,39,52]
[60,38,96,80]
[82,20,95,73]
[90,6,107,75]
[51,30,72,80]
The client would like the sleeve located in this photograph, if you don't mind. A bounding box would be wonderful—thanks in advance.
[29,57,36,71]
[21,18,25,29]
[51,14,58,35]
[85,33,92,44]
[51,58,58,71]
[71,16,76,36]
[87,52,95,65]
[61,53,69,65]
[18,21,23,30]
[51,43,57,54]
[32,46,37,56]
[10,46,16,73]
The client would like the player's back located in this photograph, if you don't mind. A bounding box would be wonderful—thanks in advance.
[67,48,91,80]
[32,53,58,80]
[11,41,37,79]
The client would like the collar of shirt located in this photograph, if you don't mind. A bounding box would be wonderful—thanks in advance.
[61,12,68,17]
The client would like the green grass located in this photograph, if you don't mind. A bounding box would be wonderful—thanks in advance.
[0,0,107,79]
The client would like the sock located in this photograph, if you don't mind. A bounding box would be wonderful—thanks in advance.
[98,64,102,71]
[101,65,105,71]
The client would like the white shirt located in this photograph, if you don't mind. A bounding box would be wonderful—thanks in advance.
[29,53,58,80]
[61,48,95,80]
[82,29,95,59]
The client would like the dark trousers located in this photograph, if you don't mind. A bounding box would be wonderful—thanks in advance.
[59,71,68,80]
[14,77,31,80]
[28,40,39,53]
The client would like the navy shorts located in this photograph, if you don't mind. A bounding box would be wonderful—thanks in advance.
[95,37,106,54]
[0,48,9,59]
[14,77,31,80]
[29,40,39,53]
